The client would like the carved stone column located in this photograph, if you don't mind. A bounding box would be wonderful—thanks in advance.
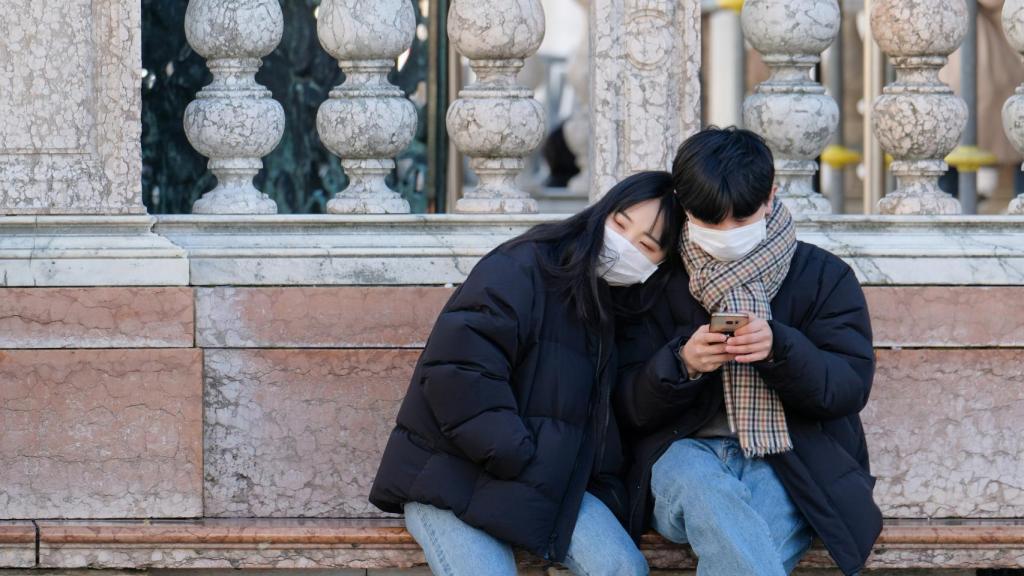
[316,0,417,214]
[447,0,546,213]
[589,0,701,198]
[563,0,591,198]
[871,0,968,215]
[1001,0,1024,215]
[184,0,285,214]
[742,0,839,215]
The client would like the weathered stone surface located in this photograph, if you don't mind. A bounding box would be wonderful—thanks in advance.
[448,0,546,213]
[184,0,284,214]
[0,522,36,568]
[865,349,1024,518]
[0,0,144,214]
[0,349,203,518]
[204,349,415,517]
[0,287,193,348]
[0,216,190,287]
[37,519,423,569]
[195,287,451,348]
[317,0,416,214]
[33,517,1024,570]
[742,0,839,215]
[590,0,701,199]
[865,287,1024,347]
[871,0,968,215]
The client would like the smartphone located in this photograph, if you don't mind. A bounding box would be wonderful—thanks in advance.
[709,312,750,335]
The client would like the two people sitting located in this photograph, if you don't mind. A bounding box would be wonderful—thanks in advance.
[370,127,881,576]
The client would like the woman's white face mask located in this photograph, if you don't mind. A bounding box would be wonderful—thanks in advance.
[688,217,767,262]
[598,226,661,286]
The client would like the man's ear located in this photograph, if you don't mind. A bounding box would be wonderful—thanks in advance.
[766,186,778,215]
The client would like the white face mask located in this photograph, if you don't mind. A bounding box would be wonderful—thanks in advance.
[597,226,660,286]
[688,217,767,262]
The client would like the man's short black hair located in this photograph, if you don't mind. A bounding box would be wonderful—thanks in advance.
[671,126,775,224]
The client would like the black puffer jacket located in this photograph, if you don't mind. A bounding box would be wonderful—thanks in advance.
[370,240,627,562]
[614,242,882,576]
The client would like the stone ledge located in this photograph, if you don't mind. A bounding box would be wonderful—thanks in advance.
[0,522,36,568]
[29,519,1024,570]
[153,215,1024,286]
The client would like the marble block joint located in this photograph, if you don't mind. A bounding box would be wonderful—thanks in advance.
[184,0,285,215]
[589,0,702,198]
[447,0,547,213]
[871,0,968,215]
[316,0,417,214]
[742,0,839,215]
[1001,0,1024,214]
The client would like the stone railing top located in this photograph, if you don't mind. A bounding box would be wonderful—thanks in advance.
[0,215,1020,287]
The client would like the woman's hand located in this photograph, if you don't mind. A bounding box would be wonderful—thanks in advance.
[681,325,733,377]
[725,315,774,363]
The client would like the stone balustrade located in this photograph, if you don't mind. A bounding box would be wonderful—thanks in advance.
[446,0,547,213]
[870,0,968,215]
[183,0,285,215]
[316,0,417,214]
[742,0,840,215]
[1002,0,1024,215]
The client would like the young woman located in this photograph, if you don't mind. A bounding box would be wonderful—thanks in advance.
[369,172,682,576]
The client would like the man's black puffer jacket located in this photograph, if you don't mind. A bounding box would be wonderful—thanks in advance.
[614,242,882,576]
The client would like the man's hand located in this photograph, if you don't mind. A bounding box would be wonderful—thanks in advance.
[681,325,733,377]
[725,314,773,363]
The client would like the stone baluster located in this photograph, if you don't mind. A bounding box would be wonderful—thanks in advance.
[447,0,546,213]
[184,0,285,214]
[1002,0,1024,214]
[316,0,418,214]
[563,0,591,198]
[741,0,840,215]
[870,0,968,215]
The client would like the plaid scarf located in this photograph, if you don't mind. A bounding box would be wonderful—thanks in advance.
[680,199,797,457]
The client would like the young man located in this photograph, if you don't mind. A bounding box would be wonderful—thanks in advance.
[614,127,881,576]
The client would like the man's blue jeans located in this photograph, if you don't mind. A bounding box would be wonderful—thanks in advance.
[404,492,648,576]
[651,437,815,576]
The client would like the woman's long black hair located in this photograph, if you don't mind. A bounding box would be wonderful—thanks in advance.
[506,171,683,328]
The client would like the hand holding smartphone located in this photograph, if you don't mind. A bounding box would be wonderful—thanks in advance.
[709,312,750,335]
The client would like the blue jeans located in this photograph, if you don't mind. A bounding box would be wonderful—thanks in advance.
[651,437,814,576]
[404,492,648,576]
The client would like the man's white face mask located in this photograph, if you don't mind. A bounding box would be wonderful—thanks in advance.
[597,226,660,286]
[688,217,767,262]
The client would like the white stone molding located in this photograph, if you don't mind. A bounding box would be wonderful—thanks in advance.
[590,0,701,198]
[447,0,546,213]
[184,0,285,214]
[316,0,417,214]
[742,0,839,215]
[871,0,968,215]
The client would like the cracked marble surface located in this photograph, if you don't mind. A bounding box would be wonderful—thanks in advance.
[204,349,415,518]
[865,349,1024,518]
[0,0,144,214]
[195,287,450,348]
[0,287,193,348]
[590,0,701,198]
[0,349,203,518]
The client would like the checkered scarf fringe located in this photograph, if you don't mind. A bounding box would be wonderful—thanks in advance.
[680,199,798,458]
